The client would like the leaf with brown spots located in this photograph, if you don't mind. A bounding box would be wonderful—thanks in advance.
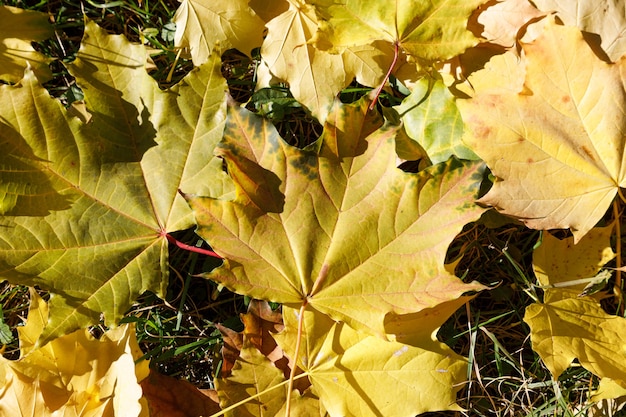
[458,17,626,242]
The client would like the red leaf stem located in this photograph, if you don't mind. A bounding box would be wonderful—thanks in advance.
[163,232,222,259]
[369,41,400,111]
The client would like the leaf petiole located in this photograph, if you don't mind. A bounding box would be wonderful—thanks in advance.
[162,232,222,259]
[369,41,400,111]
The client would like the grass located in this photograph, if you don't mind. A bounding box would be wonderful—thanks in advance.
[1,1,626,416]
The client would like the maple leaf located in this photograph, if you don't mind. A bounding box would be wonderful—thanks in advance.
[458,17,626,242]
[272,307,467,416]
[525,227,626,386]
[533,227,615,303]
[173,0,265,63]
[393,75,478,164]
[259,0,391,122]
[525,298,626,385]
[533,0,626,62]
[0,290,149,417]
[311,0,487,64]
[477,0,545,48]
[141,371,221,417]
[216,343,292,417]
[260,0,349,123]
[186,97,487,340]
[0,6,53,83]
[0,21,232,343]
[216,301,316,416]
[452,48,527,98]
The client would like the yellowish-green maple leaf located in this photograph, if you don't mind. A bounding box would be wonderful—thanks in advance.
[393,75,478,164]
[0,21,232,343]
[311,0,487,64]
[533,0,626,62]
[0,290,149,417]
[459,17,626,242]
[174,0,265,63]
[525,227,626,387]
[0,5,53,83]
[186,96,487,340]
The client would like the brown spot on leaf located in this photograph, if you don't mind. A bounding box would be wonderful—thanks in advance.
[561,95,571,103]
[475,124,492,138]
[581,145,596,161]
[527,158,534,163]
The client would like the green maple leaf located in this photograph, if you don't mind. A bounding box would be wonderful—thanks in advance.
[186,97,487,339]
[0,21,232,344]
[394,75,479,164]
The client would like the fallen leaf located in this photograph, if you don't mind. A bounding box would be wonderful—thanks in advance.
[533,226,615,303]
[141,371,221,417]
[478,0,545,48]
[0,290,148,417]
[533,0,626,61]
[216,323,243,377]
[525,225,626,388]
[260,0,348,122]
[0,20,232,343]
[186,97,487,339]
[275,307,468,416]
[524,297,626,383]
[174,0,265,63]
[260,0,389,122]
[394,75,478,164]
[216,343,288,417]
[459,17,626,242]
[311,0,487,63]
[0,5,53,83]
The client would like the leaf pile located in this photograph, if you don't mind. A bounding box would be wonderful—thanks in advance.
[4,0,626,415]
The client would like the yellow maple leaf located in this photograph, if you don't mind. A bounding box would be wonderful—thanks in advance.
[0,290,149,417]
[477,0,545,48]
[274,307,467,416]
[533,227,615,303]
[525,227,626,391]
[260,0,390,122]
[173,0,265,63]
[525,298,626,385]
[533,0,626,62]
[0,6,53,83]
[459,17,626,242]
